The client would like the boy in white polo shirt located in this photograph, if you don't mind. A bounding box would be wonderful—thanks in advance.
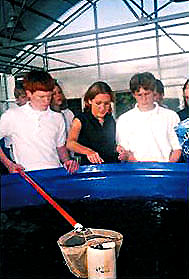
[116,72,181,162]
[0,70,78,173]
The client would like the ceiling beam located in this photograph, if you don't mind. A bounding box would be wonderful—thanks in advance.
[47,50,189,72]
[5,0,67,26]
[121,0,139,19]
[1,11,188,49]
[128,0,186,52]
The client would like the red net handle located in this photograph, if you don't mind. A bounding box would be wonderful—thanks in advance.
[18,169,78,228]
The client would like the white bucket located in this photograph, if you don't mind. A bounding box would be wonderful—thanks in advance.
[87,242,116,279]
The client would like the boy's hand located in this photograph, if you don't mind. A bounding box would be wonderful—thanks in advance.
[63,159,79,174]
[8,162,25,173]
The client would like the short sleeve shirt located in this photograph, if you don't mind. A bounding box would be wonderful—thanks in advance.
[116,103,181,162]
[0,103,66,171]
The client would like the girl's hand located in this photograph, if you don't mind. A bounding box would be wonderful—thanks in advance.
[87,151,104,164]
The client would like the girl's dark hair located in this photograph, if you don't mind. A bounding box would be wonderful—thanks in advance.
[130,72,156,94]
[50,81,68,111]
[23,70,55,93]
[14,80,26,98]
[155,79,164,95]
[84,81,114,111]
[183,79,189,92]
[183,79,189,107]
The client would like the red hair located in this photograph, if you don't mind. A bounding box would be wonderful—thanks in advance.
[23,70,55,93]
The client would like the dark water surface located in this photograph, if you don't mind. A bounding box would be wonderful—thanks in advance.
[0,198,187,279]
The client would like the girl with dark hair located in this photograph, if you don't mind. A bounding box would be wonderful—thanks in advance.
[50,81,74,139]
[66,81,118,165]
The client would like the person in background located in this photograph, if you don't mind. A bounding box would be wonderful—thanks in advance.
[177,79,189,121]
[66,81,118,165]
[0,138,11,174]
[175,79,189,162]
[153,78,167,108]
[116,72,181,162]
[1,82,28,172]
[50,81,74,139]
[175,118,189,163]
[0,69,78,174]
[4,81,29,160]
[14,81,29,106]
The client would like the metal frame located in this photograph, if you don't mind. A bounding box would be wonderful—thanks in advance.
[0,0,188,115]
[0,0,100,74]
[0,0,188,77]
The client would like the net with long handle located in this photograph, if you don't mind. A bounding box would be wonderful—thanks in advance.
[17,170,123,278]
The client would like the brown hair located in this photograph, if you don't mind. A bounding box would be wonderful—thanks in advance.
[23,70,55,93]
[183,79,189,93]
[14,81,26,98]
[130,72,156,94]
[155,79,164,95]
[50,81,68,111]
[84,81,114,112]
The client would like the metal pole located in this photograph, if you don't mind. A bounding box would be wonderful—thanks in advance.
[154,0,161,79]
[93,3,101,79]
[43,42,49,71]
[3,73,9,110]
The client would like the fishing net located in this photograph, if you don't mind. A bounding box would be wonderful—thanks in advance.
[57,228,123,278]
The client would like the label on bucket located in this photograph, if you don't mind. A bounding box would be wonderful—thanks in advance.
[87,242,116,279]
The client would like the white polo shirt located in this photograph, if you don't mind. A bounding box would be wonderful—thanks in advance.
[0,103,66,171]
[116,103,181,162]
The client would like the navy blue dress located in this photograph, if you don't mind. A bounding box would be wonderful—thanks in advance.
[74,111,118,165]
